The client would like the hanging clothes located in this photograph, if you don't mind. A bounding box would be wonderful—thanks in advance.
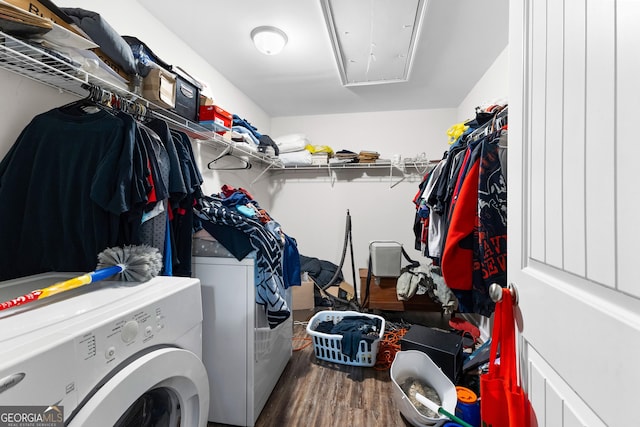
[441,143,481,292]
[169,129,204,277]
[0,89,205,281]
[477,132,508,290]
[0,106,138,280]
[412,105,508,316]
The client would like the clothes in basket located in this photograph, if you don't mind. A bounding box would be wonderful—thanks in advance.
[314,314,382,360]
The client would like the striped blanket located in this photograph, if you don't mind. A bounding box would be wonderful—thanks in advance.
[195,198,290,328]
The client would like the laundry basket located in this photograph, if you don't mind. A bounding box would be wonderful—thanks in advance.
[306,310,385,367]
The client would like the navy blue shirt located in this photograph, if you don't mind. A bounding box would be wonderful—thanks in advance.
[0,107,136,280]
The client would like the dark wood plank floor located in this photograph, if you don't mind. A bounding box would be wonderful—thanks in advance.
[208,309,452,427]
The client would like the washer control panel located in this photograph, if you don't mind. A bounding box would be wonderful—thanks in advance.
[70,278,202,397]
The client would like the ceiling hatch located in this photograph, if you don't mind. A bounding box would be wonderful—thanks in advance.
[320,0,427,87]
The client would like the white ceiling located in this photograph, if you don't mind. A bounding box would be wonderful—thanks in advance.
[138,0,508,118]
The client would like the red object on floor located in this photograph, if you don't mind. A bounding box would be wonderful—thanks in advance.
[449,317,480,344]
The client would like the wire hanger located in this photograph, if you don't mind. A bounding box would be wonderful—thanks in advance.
[207,145,252,170]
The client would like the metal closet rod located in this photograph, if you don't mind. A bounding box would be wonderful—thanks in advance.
[79,83,149,117]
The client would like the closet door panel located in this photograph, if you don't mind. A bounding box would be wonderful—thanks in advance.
[562,0,586,277]
[528,0,547,263]
[616,0,640,297]
[525,343,606,427]
[584,0,616,287]
[512,0,640,424]
[544,381,564,427]
[544,0,564,269]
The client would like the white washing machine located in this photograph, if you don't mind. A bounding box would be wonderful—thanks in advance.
[0,272,209,426]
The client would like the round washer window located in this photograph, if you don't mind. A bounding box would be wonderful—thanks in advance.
[115,387,180,427]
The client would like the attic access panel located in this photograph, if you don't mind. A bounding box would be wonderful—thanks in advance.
[320,0,427,87]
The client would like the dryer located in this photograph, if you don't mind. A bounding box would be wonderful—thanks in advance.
[0,273,209,427]
[192,254,292,426]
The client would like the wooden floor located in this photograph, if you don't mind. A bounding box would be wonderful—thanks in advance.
[208,309,453,427]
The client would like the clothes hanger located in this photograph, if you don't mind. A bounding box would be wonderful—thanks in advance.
[207,145,252,170]
[58,83,100,115]
[467,104,508,143]
[58,83,117,116]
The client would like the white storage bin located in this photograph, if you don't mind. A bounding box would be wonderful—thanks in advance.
[306,310,385,367]
[390,350,457,427]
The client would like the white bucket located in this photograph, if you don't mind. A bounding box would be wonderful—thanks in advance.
[390,350,458,427]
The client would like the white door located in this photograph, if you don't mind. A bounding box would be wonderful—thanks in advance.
[509,0,640,425]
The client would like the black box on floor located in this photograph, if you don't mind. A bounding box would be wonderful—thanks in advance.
[400,324,463,383]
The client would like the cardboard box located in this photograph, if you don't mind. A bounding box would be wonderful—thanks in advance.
[292,280,314,310]
[200,94,214,106]
[311,153,328,165]
[6,0,130,80]
[7,0,75,30]
[325,281,355,301]
[143,68,176,109]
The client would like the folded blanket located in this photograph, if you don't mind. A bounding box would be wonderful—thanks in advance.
[279,150,312,166]
[274,133,310,154]
[232,126,259,146]
[195,198,290,328]
[61,8,137,75]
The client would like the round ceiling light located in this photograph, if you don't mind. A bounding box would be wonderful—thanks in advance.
[250,26,288,55]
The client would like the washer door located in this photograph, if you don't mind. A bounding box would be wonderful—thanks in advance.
[67,348,209,427]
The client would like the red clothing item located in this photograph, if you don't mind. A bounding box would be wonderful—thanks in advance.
[441,157,480,290]
[146,158,157,203]
[220,184,254,200]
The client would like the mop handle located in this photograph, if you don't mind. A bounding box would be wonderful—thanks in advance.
[415,392,474,427]
[0,265,123,311]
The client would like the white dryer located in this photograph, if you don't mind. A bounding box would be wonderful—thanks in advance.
[0,273,209,427]
[192,255,292,426]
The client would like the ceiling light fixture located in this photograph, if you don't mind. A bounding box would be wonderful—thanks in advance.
[250,26,288,55]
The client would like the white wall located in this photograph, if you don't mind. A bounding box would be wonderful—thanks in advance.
[0,71,77,160]
[269,108,456,293]
[457,46,509,121]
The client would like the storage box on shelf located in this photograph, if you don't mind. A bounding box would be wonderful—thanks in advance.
[306,310,385,367]
[199,105,232,135]
[142,68,176,109]
[173,67,201,122]
[6,0,71,29]
[6,0,131,81]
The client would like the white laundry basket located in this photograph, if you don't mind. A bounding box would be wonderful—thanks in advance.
[390,350,458,427]
[306,310,385,367]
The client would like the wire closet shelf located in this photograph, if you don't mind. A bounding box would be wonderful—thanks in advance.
[0,29,280,168]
